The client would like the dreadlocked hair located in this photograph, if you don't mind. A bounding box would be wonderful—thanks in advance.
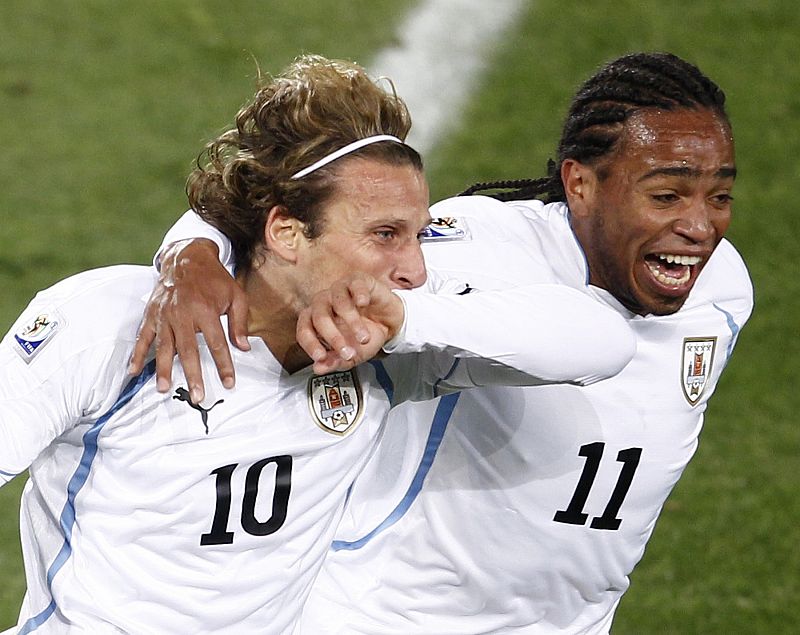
[460,52,729,203]
[459,177,552,202]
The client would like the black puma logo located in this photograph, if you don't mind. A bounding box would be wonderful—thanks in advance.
[173,387,224,435]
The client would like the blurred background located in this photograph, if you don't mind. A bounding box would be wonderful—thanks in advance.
[1,1,797,632]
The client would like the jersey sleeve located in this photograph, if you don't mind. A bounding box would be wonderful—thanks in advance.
[0,270,146,487]
[0,341,80,486]
[382,284,637,403]
[153,210,236,272]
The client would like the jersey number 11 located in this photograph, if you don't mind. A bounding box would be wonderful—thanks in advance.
[553,442,642,530]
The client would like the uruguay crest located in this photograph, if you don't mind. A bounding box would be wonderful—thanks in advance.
[308,369,363,435]
[681,337,717,406]
[13,310,63,362]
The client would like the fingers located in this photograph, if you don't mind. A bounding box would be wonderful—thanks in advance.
[200,315,236,390]
[311,352,353,375]
[346,274,374,309]
[226,285,251,352]
[306,282,371,361]
[153,325,177,394]
[296,308,330,365]
[297,274,398,375]
[129,311,157,376]
[325,276,374,344]
[145,238,246,399]
[296,309,352,375]
[172,313,206,404]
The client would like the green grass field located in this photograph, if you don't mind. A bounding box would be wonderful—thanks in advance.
[1,1,798,632]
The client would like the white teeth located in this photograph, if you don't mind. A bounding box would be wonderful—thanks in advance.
[656,253,702,266]
[647,261,692,286]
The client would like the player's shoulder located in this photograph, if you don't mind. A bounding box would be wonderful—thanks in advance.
[687,239,753,318]
[25,264,154,320]
[426,195,571,246]
[429,194,554,223]
[5,265,155,364]
[430,194,513,217]
[422,197,583,288]
[697,239,752,297]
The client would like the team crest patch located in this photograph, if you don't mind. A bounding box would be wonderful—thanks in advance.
[681,337,717,406]
[420,217,470,243]
[13,310,63,363]
[308,369,363,435]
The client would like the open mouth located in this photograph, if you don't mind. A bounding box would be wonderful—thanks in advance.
[644,253,702,288]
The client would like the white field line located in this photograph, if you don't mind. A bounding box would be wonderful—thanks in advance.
[368,0,528,157]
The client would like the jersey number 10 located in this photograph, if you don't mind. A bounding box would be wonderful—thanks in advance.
[201,455,293,545]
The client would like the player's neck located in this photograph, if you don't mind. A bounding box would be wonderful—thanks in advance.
[239,268,312,374]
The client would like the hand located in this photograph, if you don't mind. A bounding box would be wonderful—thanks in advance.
[128,239,250,403]
[296,273,405,375]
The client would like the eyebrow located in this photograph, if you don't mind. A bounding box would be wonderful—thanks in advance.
[639,165,737,181]
[372,216,433,231]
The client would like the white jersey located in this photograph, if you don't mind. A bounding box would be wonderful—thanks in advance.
[297,197,754,634]
[1,263,635,634]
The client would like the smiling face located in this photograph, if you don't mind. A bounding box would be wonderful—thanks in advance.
[565,108,736,316]
[298,157,431,300]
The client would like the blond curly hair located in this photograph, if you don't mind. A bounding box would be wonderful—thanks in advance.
[187,54,422,273]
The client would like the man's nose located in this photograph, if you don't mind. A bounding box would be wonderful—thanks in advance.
[672,200,720,243]
[391,241,427,289]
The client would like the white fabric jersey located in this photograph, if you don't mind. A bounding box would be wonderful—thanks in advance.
[295,197,753,634]
[1,262,635,634]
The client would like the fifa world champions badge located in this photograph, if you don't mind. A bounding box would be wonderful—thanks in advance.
[419,217,470,243]
[681,337,717,405]
[13,310,63,363]
[308,370,363,435]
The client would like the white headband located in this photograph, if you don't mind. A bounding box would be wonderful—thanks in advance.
[291,134,404,179]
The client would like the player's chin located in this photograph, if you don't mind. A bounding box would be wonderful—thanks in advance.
[634,283,692,316]
[645,295,689,316]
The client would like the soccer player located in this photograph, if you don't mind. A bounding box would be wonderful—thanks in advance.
[0,55,634,634]
[130,52,753,632]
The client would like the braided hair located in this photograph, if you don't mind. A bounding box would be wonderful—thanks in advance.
[460,52,729,202]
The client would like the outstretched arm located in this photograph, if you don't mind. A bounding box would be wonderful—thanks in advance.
[297,279,636,391]
[129,238,249,404]
[387,284,635,387]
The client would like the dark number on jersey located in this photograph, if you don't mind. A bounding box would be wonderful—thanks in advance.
[554,442,642,530]
[201,455,292,545]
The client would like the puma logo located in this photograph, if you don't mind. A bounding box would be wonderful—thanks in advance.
[173,387,224,435]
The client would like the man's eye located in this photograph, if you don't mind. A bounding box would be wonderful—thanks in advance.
[652,193,679,204]
[711,193,734,206]
[375,229,395,240]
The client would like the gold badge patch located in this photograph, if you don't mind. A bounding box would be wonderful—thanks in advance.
[308,369,363,435]
[681,337,717,406]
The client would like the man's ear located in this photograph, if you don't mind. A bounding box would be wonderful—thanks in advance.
[264,206,305,263]
[561,159,596,218]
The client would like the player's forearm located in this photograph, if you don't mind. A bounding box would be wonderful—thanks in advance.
[388,285,636,386]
